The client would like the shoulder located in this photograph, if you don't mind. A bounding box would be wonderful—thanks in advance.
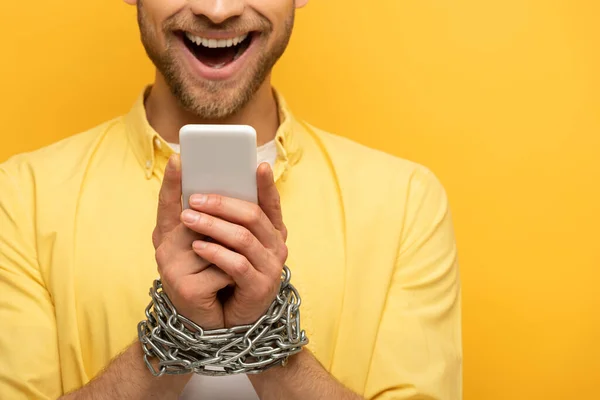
[301,122,446,200]
[0,117,125,185]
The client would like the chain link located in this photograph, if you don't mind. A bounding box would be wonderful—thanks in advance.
[138,265,308,377]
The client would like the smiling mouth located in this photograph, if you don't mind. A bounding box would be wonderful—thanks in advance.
[181,31,254,69]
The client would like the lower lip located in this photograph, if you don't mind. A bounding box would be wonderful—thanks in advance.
[178,34,257,81]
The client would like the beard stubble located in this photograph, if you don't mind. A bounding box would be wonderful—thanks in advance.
[137,1,295,120]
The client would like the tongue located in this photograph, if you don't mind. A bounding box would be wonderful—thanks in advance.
[195,46,237,68]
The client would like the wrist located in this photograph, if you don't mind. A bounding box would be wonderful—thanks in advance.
[248,348,309,395]
[131,341,193,391]
[248,349,363,400]
[139,265,308,376]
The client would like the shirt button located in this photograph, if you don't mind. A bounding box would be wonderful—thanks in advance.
[145,160,152,169]
[154,138,162,149]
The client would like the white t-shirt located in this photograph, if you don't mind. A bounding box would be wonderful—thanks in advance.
[168,140,277,400]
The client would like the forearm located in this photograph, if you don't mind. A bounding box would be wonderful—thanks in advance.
[249,349,364,400]
[60,341,191,400]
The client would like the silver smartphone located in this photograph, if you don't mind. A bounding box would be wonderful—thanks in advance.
[179,124,258,210]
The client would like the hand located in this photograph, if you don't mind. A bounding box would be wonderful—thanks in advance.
[152,155,288,329]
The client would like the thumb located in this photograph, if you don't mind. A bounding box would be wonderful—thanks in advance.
[257,162,287,241]
[154,155,182,246]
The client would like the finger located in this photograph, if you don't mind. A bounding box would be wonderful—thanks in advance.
[187,265,234,295]
[257,163,287,241]
[157,243,211,281]
[181,209,270,271]
[156,155,182,241]
[192,240,261,289]
[188,193,278,249]
[164,265,232,330]
[161,264,235,304]
[156,225,211,281]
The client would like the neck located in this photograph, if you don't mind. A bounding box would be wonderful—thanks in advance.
[144,72,280,146]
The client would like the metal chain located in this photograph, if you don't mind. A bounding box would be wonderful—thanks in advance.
[138,265,308,377]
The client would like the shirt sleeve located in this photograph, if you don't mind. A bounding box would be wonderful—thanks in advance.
[0,163,63,399]
[364,166,463,400]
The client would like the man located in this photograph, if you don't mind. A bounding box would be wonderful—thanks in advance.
[0,0,462,399]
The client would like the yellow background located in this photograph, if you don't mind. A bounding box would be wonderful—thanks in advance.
[1,1,599,399]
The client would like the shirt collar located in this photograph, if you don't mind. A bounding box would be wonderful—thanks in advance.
[124,86,303,181]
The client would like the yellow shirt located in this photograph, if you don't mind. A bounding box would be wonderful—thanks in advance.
[0,90,462,400]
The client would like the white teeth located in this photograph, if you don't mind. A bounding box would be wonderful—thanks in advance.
[185,32,249,48]
[187,34,201,46]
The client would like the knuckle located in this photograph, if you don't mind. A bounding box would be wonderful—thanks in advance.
[280,225,288,242]
[248,206,263,225]
[155,244,169,267]
[278,243,289,262]
[232,256,251,278]
[269,259,285,281]
[200,214,214,229]
[273,197,282,212]
[235,227,254,248]
[207,242,221,259]
[207,194,223,209]
[157,193,169,209]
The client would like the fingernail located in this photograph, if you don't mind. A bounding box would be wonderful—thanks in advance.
[193,240,207,250]
[190,194,207,207]
[182,210,199,224]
